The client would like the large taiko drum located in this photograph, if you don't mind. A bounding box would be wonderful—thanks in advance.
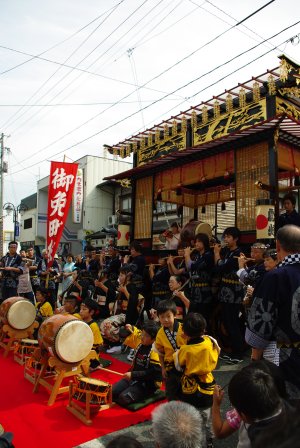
[180,221,212,245]
[0,297,36,330]
[38,314,94,364]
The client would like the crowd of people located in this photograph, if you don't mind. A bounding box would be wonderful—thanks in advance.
[1,192,300,447]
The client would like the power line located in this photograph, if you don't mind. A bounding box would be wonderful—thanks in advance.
[0,98,183,107]
[9,25,298,177]
[5,0,153,135]
[0,0,127,131]
[104,0,185,68]
[0,1,122,76]
[6,0,274,140]
[9,0,277,170]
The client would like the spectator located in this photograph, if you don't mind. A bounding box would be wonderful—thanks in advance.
[227,365,293,447]
[246,224,300,400]
[278,193,300,228]
[151,401,205,448]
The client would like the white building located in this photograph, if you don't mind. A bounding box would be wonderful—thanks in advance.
[19,155,131,255]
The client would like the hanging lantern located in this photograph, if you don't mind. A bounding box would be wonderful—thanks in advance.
[148,133,152,147]
[126,144,131,157]
[132,141,137,153]
[113,147,118,158]
[140,137,145,150]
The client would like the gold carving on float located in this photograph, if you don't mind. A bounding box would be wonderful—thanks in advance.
[268,75,276,95]
[274,127,279,152]
[276,98,300,121]
[226,94,233,113]
[202,106,208,124]
[193,99,266,147]
[191,110,197,129]
[253,82,260,102]
[116,179,131,188]
[239,88,246,108]
[172,119,178,136]
[137,121,187,165]
[213,100,220,118]
[279,87,300,98]
[280,58,293,83]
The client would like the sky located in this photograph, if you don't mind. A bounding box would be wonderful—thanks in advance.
[0,0,300,212]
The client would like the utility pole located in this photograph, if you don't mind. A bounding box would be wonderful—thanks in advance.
[0,133,4,257]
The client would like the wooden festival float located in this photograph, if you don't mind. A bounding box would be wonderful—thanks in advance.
[104,55,300,249]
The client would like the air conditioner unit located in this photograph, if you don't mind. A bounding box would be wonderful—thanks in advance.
[108,215,118,226]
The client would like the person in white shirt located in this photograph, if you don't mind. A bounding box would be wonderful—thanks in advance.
[165,222,181,251]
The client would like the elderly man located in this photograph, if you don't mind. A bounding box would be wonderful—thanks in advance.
[246,224,300,400]
[151,401,205,448]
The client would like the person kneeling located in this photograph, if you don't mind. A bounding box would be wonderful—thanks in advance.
[112,321,162,407]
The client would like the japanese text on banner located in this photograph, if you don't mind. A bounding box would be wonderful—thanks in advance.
[47,162,78,266]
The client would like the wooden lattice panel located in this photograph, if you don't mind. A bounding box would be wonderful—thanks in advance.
[236,142,270,231]
[134,177,153,239]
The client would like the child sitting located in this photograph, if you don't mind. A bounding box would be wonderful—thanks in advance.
[35,287,53,321]
[56,294,81,318]
[112,321,162,406]
[174,312,220,448]
[79,297,103,371]
[153,299,185,401]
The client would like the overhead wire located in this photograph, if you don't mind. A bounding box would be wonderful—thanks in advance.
[9,0,277,170]
[1,0,127,131]
[101,0,185,70]
[0,1,122,76]
[9,22,299,177]
[9,0,191,138]
[6,0,156,135]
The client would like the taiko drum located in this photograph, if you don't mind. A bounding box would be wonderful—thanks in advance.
[0,297,36,330]
[180,221,212,245]
[38,314,94,364]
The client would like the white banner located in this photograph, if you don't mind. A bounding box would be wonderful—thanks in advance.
[72,168,83,224]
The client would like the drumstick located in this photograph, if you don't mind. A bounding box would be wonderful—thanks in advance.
[98,366,124,376]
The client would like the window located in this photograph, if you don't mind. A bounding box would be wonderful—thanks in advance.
[121,197,132,211]
[24,218,32,229]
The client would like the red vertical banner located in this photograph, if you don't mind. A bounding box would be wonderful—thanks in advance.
[47,161,78,267]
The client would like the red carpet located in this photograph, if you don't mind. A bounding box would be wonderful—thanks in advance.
[0,353,160,448]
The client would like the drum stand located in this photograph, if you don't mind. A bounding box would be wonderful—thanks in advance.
[14,339,38,365]
[67,380,113,425]
[33,350,98,406]
[0,321,39,357]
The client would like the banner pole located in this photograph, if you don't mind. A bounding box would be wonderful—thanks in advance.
[45,273,49,289]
